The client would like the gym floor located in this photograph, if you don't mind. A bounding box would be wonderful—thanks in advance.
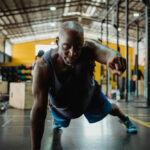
[0,99,150,150]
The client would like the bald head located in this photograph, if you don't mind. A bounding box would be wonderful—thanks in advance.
[59,21,84,38]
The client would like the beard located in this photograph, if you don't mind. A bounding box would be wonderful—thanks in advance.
[63,56,75,66]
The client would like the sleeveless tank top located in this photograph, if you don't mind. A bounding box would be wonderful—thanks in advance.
[42,48,96,119]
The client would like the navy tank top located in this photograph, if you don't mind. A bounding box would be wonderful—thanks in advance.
[42,48,96,119]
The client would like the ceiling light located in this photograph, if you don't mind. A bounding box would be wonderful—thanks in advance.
[32,22,56,28]
[50,6,56,11]
[118,28,121,31]
[63,12,81,16]
[51,41,55,45]
[50,22,56,27]
[133,13,139,17]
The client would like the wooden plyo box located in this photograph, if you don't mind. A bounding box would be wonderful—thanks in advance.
[9,82,33,109]
[0,81,8,94]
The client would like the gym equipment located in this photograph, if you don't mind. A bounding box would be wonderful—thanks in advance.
[1,65,32,82]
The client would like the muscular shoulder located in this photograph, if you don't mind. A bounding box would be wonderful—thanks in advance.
[34,60,50,76]
[83,39,99,49]
[83,39,105,61]
[32,59,51,91]
[81,40,96,60]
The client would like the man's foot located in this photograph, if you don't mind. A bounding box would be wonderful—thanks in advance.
[122,117,137,133]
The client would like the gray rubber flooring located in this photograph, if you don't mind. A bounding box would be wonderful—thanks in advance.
[0,99,150,150]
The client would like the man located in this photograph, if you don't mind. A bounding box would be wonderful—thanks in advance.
[31,21,137,150]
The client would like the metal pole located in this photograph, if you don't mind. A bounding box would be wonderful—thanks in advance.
[101,0,120,22]
[128,56,131,101]
[116,1,120,91]
[145,3,150,106]
[101,22,103,42]
[106,0,109,46]
[106,0,109,96]
[100,22,103,85]
[3,39,6,62]
[136,22,139,97]
[125,0,129,102]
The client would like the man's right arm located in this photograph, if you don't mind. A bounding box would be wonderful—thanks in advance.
[84,40,126,75]
[30,60,51,150]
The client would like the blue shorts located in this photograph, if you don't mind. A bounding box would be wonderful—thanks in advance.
[50,90,112,128]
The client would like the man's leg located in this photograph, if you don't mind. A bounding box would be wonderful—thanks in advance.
[110,104,137,133]
[84,90,112,123]
[85,87,137,133]
[50,109,70,150]
[50,109,70,129]
[109,104,128,121]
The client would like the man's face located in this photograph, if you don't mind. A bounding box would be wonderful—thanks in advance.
[57,29,84,66]
[36,57,41,61]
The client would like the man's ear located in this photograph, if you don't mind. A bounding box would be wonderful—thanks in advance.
[56,37,59,45]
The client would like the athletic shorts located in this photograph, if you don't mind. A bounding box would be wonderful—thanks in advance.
[50,90,112,128]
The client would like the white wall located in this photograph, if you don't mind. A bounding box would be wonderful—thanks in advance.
[5,40,12,56]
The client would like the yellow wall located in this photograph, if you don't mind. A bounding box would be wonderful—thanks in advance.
[1,38,134,67]
[0,39,56,66]
[0,38,137,88]
[95,62,100,83]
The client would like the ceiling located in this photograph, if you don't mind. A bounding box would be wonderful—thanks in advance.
[0,0,146,44]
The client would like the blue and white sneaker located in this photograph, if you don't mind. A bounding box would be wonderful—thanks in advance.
[122,117,137,133]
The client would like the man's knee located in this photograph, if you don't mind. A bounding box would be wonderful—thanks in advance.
[109,104,120,116]
[54,120,70,128]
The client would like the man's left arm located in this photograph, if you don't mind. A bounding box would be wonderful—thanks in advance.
[84,40,126,75]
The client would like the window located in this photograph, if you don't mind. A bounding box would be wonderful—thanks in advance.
[35,44,57,56]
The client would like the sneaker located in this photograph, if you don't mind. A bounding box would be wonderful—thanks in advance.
[122,117,137,133]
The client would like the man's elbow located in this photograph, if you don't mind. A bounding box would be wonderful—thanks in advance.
[84,40,94,47]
